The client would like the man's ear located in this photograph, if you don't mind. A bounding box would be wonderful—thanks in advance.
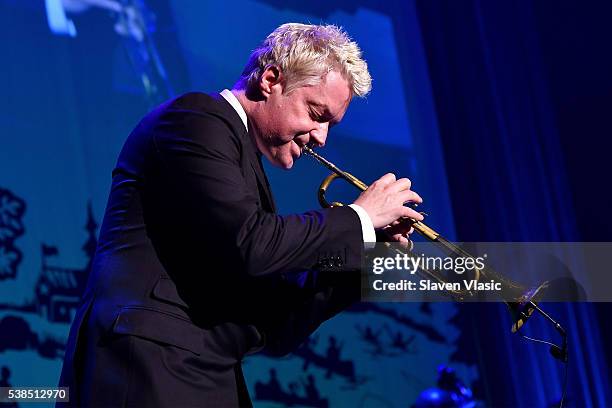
[259,65,284,97]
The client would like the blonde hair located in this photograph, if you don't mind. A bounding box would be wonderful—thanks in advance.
[237,23,372,97]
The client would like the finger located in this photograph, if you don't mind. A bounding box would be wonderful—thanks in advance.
[376,173,396,186]
[395,234,411,249]
[396,234,409,243]
[385,219,414,235]
[397,190,423,205]
[398,206,424,221]
[387,178,412,193]
[388,219,403,227]
[388,233,405,242]
[381,228,406,244]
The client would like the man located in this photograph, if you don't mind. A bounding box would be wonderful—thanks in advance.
[58,23,423,407]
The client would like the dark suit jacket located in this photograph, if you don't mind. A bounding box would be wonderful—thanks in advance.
[58,92,363,407]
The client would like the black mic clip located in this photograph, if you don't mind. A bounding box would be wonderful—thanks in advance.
[550,343,568,363]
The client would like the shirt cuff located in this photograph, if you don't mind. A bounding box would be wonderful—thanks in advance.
[348,204,376,243]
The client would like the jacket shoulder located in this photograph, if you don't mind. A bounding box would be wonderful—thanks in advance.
[116,92,245,177]
[166,92,245,133]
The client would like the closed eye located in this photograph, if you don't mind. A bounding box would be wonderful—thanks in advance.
[311,110,335,125]
[309,109,323,122]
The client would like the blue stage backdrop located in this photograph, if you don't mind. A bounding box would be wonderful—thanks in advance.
[0,0,609,407]
[0,1,464,406]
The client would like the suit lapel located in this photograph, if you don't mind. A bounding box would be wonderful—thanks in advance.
[213,92,277,213]
[249,145,277,213]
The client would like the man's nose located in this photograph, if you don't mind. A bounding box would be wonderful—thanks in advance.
[309,122,328,147]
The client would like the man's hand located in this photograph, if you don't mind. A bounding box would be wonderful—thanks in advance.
[353,173,423,229]
[380,218,416,246]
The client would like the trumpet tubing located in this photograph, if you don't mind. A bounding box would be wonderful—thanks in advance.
[302,145,548,333]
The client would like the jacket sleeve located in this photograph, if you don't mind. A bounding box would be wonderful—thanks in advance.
[261,269,360,356]
[151,106,363,277]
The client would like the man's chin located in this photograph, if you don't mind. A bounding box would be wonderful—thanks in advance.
[280,159,294,170]
[262,150,295,169]
[268,156,294,170]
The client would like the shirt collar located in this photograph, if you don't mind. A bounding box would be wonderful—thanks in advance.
[220,89,248,132]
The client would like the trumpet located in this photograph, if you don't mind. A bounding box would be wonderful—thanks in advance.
[301,145,549,334]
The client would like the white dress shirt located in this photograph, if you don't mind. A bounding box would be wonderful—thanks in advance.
[220,89,376,242]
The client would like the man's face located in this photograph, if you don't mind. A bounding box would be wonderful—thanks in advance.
[253,69,352,169]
